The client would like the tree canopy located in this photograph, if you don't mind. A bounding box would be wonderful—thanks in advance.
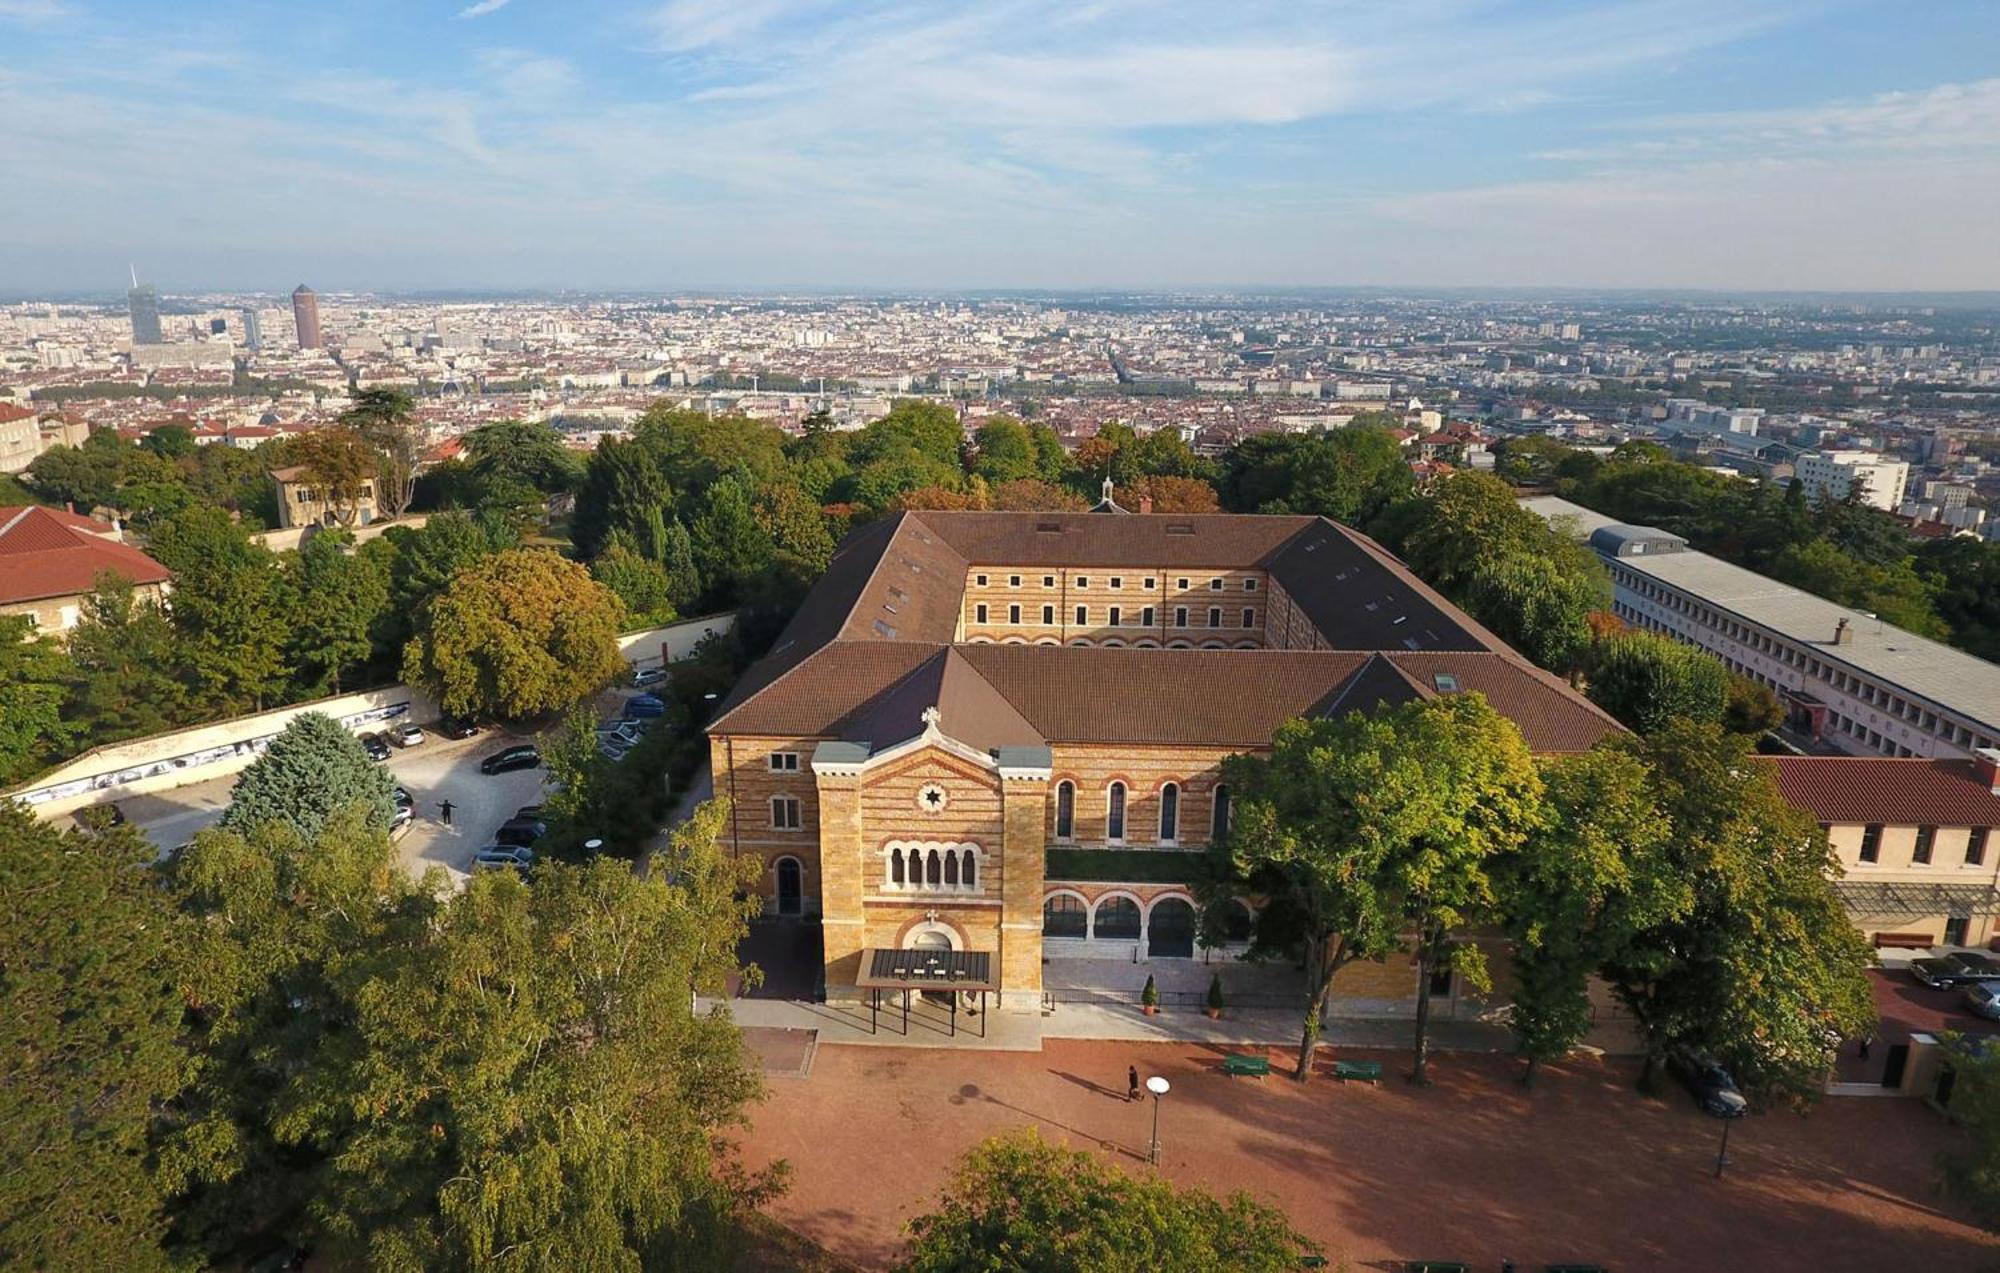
[220,710,397,840]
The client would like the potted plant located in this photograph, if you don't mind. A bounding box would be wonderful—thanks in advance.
[1140,974,1159,1016]
[1205,972,1225,1020]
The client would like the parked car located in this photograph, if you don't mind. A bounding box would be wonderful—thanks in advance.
[1966,983,2000,1021]
[389,804,413,836]
[438,715,481,740]
[1666,1045,1748,1118]
[1911,952,2000,989]
[390,721,424,748]
[514,803,544,820]
[621,693,668,720]
[471,846,534,874]
[632,665,668,689]
[480,744,542,775]
[598,738,635,762]
[359,732,391,762]
[596,721,644,747]
[495,817,547,847]
[392,785,414,811]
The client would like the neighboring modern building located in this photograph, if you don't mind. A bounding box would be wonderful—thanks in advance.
[1524,495,2000,761]
[292,284,322,350]
[270,465,377,529]
[0,505,172,634]
[127,282,162,345]
[1794,450,1910,512]
[241,307,263,349]
[706,506,1623,1011]
[0,403,41,473]
[1767,751,2000,950]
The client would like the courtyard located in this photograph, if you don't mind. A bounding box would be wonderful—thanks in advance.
[732,1037,1998,1272]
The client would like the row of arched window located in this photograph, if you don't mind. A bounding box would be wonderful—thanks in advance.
[883,843,980,892]
[1041,893,1255,944]
[1053,780,1229,845]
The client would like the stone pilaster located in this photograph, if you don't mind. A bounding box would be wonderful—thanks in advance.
[812,745,869,996]
[997,752,1051,1008]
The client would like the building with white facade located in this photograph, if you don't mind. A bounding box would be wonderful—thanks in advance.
[1795,450,1910,512]
[1524,496,2000,762]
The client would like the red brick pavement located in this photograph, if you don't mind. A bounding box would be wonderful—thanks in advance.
[730,1037,1998,1272]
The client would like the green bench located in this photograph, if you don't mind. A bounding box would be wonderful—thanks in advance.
[1222,1053,1271,1078]
[1332,1059,1383,1084]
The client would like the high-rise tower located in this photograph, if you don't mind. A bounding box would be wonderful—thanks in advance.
[127,268,162,345]
[241,308,263,349]
[292,284,322,350]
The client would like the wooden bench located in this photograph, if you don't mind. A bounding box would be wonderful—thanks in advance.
[1332,1059,1383,1084]
[1873,931,1935,949]
[1222,1053,1271,1079]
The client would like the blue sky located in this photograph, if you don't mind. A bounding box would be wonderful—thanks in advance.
[1,0,1996,292]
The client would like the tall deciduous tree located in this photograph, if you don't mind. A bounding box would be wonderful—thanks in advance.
[900,1128,1316,1273]
[64,573,190,743]
[1462,549,1608,677]
[465,419,584,495]
[1585,631,1730,734]
[287,529,392,695]
[572,434,675,560]
[688,476,776,601]
[220,711,397,840]
[1,805,188,1272]
[145,505,291,712]
[402,548,628,720]
[289,427,381,526]
[1937,1033,2000,1229]
[342,386,419,516]
[0,613,75,783]
[590,540,679,626]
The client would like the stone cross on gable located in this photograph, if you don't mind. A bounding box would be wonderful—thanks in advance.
[920,705,942,731]
[1102,476,1114,502]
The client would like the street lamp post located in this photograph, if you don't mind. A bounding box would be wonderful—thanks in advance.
[1714,1116,1735,1179]
[1146,1075,1170,1165]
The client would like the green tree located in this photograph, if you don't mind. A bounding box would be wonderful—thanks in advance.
[1497,746,1683,1085]
[1723,675,1784,736]
[402,548,628,720]
[1217,427,1411,522]
[291,844,774,1271]
[220,711,397,840]
[287,530,393,695]
[989,478,1088,511]
[64,574,190,744]
[290,427,382,527]
[900,1128,1316,1273]
[377,510,518,648]
[688,476,777,601]
[145,505,291,712]
[1461,549,1608,676]
[141,422,197,459]
[572,433,675,560]
[0,614,75,783]
[1937,1033,2000,1229]
[851,399,964,471]
[1585,630,1730,734]
[590,541,679,626]
[342,386,419,516]
[1395,471,1557,592]
[465,419,584,495]
[970,416,1036,484]
[754,481,836,574]
[1601,724,1877,1105]
[0,806,188,1272]
[658,517,704,611]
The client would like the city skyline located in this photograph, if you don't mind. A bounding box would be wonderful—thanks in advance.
[0,1,1997,292]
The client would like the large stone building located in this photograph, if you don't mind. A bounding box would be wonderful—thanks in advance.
[0,505,172,634]
[707,507,1622,1009]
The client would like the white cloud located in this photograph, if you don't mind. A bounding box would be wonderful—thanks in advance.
[647,0,819,53]
[458,0,510,19]
[0,0,67,23]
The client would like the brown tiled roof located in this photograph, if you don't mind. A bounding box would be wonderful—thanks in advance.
[916,510,1313,567]
[1263,519,1500,652]
[838,647,1044,753]
[1764,756,2000,827]
[0,505,171,606]
[710,641,941,738]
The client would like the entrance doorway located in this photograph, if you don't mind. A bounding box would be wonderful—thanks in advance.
[908,929,955,1003]
[775,857,802,917]
[1147,897,1197,959]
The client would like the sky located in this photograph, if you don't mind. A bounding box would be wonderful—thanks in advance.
[1,0,1997,294]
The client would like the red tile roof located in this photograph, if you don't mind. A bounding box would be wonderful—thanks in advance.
[0,403,36,425]
[1763,756,2000,827]
[0,506,172,606]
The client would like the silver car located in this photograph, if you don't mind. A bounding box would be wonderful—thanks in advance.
[471,846,534,874]
[1966,983,2000,1021]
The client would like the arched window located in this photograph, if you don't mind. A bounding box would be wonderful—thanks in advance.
[1107,782,1127,842]
[1094,896,1141,940]
[1212,783,1232,838]
[944,851,959,886]
[890,848,905,887]
[1159,782,1180,843]
[1055,781,1075,840]
[1043,894,1087,937]
[926,849,942,887]
[962,853,976,889]
[1223,898,1254,943]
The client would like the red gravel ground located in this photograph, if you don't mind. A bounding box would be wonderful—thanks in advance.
[731,1038,1998,1272]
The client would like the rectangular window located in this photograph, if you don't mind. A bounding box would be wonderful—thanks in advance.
[1041,604,1054,625]
[1428,963,1454,997]
[1859,824,1882,864]
[1143,577,1155,589]
[1177,577,1189,590]
[1043,575,1055,588]
[1175,606,1188,627]
[770,796,802,830]
[1076,604,1088,625]
[1076,576,1089,588]
[1008,604,1021,624]
[1209,578,1224,591]
[1009,574,1021,587]
[1107,785,1126,842]
[1108,606,1122,627]
[1242,607,1255,628]
[975,574,988,586]
[1141,606,1155,627]
[1109,576,1123,589]
[1245,578,1258,591]
[1970,828,1990,867]
[1208,607,1222,628]
[1914,826,1936,865]
[768,752,800,772]
[975,603,988,623]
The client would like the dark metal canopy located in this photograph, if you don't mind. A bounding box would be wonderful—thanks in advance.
[1834,880,2000,920]
[858,947,996,993]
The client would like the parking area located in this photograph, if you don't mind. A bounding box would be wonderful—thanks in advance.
[79,721,550,883]
[1837,963,2000,1084]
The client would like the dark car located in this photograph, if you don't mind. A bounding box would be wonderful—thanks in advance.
[392,785,414,810]
[514,803,544,820]
[359,732,391,762]
[621,693,668,720]
[1912,952,2000,989]
[480,744,541,775]
[1666,1045,1748,1118]
[438,715,481,740]
[495,817,547,847]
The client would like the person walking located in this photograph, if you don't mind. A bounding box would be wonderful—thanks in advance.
[439,799,455,826]
[1127,1065,1140,1102]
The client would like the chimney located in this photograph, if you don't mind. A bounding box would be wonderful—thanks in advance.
[1833,617,1852,645]
[1975,748,2000,796]
[1138,495,1154,514]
